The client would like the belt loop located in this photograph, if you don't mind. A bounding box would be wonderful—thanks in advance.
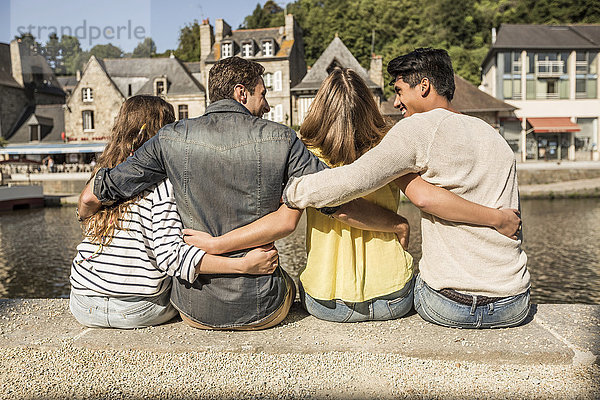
[470,296,477,315]
[488,302,495,315]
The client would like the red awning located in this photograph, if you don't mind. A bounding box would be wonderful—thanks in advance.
[528,117,580,133]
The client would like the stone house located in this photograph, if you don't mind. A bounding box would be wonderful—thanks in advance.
[480,24,600,161]
[290,36,384,125]
[65,55,206,142]
[190,14,306,126]
[0,40,67,162]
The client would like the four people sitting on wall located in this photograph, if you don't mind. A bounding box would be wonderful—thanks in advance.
[75,48,529,330]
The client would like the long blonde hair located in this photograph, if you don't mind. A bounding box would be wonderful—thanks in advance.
[83,95,175,244]
[300,68,391,166]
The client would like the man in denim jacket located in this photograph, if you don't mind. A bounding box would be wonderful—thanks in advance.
[78,57,409,330]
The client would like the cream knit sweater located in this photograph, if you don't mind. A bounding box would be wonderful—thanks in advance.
[284,108,530,297]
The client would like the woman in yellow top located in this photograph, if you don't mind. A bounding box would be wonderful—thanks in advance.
[296,68,414,321]
[183,68,521,323]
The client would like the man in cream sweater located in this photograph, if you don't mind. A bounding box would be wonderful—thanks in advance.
[283,48,530,329]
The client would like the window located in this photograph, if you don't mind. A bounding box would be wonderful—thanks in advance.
[82,110,94,131]
[262,40,273,56]
[82,87,93,102]
[178,104,188,120]
[273,70,282,92]
[155,80,165,96]
[575,52,598,99]
[29,125,40,141]
[241,41,253,57]
[221,42,232,58]
[263,72,273,89]
[264,104,284,123]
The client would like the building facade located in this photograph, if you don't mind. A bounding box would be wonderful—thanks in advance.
[480,24,600,161]
[196,14,307,126]
[65,55,206,142]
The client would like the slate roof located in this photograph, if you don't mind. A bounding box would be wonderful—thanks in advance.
[381,74,516,118]
[57,76,78,89]
[99,57,205,97]
[291,37,379,92]
[204,26,291,62]
[483,24,600,66]
[6,104,65,143]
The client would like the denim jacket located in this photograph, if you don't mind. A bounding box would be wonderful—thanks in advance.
[93,99,325,327]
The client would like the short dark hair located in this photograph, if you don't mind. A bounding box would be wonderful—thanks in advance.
[208,56,265,102]
[387,48,455,101]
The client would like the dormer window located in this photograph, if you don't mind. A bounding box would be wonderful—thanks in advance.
[82,87,93,102]
[221,42,233,58]
[154,77,167,96]
[262,40,274,57]
[241,41,254,58]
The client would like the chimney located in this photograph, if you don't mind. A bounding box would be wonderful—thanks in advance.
[491,27,497,45]
[285,14,295,41]
[9,40,24,86]
[215,19,231,43]
[200,19,214,61]
[369,54,383,89]
[76,69,81,81]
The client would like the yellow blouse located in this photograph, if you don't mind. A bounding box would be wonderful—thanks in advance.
[300,149,414,302]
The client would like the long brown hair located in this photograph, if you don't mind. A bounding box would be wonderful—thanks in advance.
[300,68,391,166]
[83,95,175,244]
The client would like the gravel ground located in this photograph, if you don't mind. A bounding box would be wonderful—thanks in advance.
[1,344,598,400]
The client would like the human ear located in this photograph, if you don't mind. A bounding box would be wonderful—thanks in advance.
[233,84,247,103]
[420,78,430,97]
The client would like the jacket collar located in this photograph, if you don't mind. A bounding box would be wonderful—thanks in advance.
[205,99,253,116]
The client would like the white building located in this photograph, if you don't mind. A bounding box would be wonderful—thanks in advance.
[480,24,600,161]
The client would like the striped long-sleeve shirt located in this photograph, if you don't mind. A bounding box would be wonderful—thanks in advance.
[70,179,205,297]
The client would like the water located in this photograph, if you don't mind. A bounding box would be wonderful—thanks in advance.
[0,198,599,304]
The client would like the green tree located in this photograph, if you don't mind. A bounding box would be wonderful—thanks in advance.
[241,1,285,29]
[175,21,201,61]
[59,35,85,75]
[132,37,157,58]
[89,43,123,59]
[42,33,62,73]
[14,32,40,52]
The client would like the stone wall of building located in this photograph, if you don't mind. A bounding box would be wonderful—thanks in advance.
[65,57,124,142]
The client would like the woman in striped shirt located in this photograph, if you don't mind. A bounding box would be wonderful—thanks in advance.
[70,96,278,329]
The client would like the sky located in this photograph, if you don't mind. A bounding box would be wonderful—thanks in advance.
[0,0,292,52]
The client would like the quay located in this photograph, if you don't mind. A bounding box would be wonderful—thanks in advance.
[0,299,598,399]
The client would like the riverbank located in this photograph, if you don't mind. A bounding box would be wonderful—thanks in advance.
[0,299,597,399]
[7,162,600,203]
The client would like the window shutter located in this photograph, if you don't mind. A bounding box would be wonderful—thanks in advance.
[274,71,282,91]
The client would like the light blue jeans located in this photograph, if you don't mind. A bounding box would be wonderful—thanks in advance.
[413,274,530,329]
[69,290,179,329]
[300,277,415,323]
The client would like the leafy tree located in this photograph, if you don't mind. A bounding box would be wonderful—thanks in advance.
[89,43,123,59]
[133,37,157,58]
[13,32,40,52]
[42,33,62,73]
[59,35,85,75]
[175,21,201,62]
[241,1,285,29]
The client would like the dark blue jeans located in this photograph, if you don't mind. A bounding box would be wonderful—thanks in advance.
[413,274,530,329]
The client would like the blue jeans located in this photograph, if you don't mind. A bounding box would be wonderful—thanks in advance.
[413,274,530,329]
[69,290,178,329]
[300,278,414,323]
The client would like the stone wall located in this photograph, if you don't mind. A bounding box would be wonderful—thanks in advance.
[65,57,124,142]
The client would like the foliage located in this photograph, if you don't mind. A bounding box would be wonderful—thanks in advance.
[175,21,201,62]
[89,43,123,59]
[132,38,157,58]
[238,0,600,97]
[241,1,285,29]
[0,136,7,148]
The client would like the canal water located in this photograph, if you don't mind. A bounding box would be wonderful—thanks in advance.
[0,198,598,304]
